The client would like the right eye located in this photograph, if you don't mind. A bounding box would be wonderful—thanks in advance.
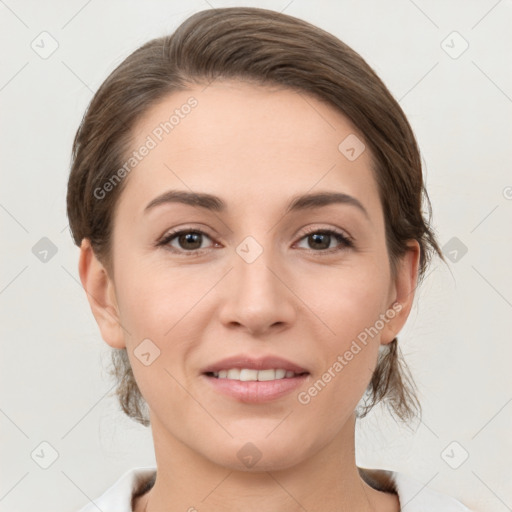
[157,229,217,255]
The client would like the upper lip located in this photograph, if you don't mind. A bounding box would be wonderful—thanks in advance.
[201,355,309,374]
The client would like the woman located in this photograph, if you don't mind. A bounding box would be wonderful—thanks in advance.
[67,7,472,512]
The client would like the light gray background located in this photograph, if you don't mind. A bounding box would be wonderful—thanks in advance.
[1,1,511,511]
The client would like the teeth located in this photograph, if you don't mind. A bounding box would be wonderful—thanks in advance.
[227,369,240,379]
[240,369,259,381]
[256,369,275,381]
[211,368,302,380]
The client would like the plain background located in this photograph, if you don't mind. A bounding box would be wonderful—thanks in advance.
[1,1,511,511]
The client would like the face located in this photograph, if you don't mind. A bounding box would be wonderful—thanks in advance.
[81,79,419,471]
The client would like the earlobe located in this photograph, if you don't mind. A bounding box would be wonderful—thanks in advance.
[78,238,126,349]
[380,240,421,345]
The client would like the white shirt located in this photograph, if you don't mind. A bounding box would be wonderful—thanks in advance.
[76,466,473,511]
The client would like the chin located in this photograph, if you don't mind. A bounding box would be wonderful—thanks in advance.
[205,433,315,473]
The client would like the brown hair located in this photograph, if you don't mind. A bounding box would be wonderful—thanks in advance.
[67,6,444,428]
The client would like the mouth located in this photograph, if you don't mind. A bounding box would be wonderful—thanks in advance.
[200,354,310,403]
[202,368,310,403]
[204,368,309,380]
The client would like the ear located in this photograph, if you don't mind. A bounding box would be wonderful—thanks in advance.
[380,240,421,345]
[78,238,126,349]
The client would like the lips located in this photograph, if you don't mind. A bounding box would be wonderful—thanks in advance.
[201,354,309,375]
[201,355,310,403]
[204,372,309,403]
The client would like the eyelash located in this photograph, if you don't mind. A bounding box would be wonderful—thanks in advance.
[156,226,354,257]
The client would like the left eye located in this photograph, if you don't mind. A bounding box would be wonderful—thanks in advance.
[295,229,353,252]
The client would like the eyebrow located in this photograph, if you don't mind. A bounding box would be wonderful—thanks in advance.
[144,189,369,219]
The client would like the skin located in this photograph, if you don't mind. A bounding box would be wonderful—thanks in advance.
[79,79,420,512]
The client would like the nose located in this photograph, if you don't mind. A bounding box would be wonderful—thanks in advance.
[218,240,297,337]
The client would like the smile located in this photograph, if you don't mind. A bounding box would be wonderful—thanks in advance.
[203,371,310,403]
[208,368,307,381]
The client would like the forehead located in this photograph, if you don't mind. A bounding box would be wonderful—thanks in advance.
[117,80,380,219]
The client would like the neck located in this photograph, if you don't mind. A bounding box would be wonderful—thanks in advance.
[136,413,395,512]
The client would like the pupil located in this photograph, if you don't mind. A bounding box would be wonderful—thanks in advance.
[310,233,329,250]
[181,232,201,249]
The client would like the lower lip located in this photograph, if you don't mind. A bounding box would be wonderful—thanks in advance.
[203,373,309,403]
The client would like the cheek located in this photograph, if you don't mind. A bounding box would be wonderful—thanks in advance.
[298,261,388,397]
[113,258,211,390]
[113,262,197,414]
[114,255,203,336]
[297,280,385,427]
[304,261,390,340]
